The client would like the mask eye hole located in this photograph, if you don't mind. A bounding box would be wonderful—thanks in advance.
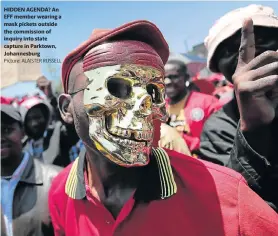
[147,83,163,104]
[107,77,132,99]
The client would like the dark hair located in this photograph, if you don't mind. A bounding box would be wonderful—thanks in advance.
[166,60,189,82]
[37,104,50,119]
[166,60,188,75]
[25,103,50,123]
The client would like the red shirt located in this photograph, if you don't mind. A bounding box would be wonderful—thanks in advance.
[49,148,278,236]
[213,85,234,107]
[166,91,220,151]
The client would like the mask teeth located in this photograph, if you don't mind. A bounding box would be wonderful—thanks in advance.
[109,127,117,134]
[119,139,134,146]
[122,129,131,138]
[134,131,153,141]
[113,137,119,142]
[142,133,146,140]
[116,128,122,136]
[118,139,125,146]
[145,133,148,140]
[146,132,152,140]
[127,140,132,145]
[109,126,132,138]
[144,132,149,141]
[134,131,142,140]
[109,125,152,143]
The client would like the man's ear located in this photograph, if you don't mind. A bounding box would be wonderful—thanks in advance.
[58,94,74,124]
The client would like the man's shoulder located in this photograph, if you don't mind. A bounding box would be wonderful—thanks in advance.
[188,92,219,114]
[203,104,237,132]
[34,158,62,175]
[166,149,243,184]
[203,108,226,128]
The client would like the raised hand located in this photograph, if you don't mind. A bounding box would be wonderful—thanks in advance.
[232,18,278,131]
[36,76,54,98]
[159,123,191,156]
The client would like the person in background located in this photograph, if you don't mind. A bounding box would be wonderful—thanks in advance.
[1,104,61,236]
[37,76,84,162]
[199,4,278,165]
[48,20,277,236]
[199,5,278,211]
[163,59,220,154]
[20,96,81,166]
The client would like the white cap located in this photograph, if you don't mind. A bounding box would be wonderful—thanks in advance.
[205,4,278,72]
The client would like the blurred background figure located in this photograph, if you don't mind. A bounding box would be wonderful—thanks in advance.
[17,76,83,167]
[1,104,61,236]
[1,75,84,167]
[198,4,278,211]
[161,59,220,155]
[198,4,278,166]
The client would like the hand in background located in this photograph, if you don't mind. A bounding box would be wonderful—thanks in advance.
[232,18,278,132]
[36,76,54,98]
[159,123,192,156]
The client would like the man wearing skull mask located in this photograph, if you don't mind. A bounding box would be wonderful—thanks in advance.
[48,20,278,235]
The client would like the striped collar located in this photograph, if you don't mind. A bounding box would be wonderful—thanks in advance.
[65,147,177,201]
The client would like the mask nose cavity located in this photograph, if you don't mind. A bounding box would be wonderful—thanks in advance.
[134,94,152,117]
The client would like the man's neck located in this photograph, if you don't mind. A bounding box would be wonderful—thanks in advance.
[169,89,189,105]
[86,146,143,194]
[31,134,44,142]
[1,155,23,177]
[85,147,144,218]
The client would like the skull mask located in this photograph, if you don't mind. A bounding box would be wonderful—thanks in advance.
[84,64,167,167]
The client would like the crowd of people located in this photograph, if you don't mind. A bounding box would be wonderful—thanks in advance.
[1,4,278,236]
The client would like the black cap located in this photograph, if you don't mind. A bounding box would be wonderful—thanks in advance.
[1,104,22,123]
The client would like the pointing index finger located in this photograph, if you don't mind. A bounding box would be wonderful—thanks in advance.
[237,18,255,69]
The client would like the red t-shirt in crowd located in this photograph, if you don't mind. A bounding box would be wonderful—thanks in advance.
[48,148,278,236]
[166,91,220,151]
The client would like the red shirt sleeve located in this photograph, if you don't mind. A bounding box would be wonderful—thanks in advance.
[238,178,278,235]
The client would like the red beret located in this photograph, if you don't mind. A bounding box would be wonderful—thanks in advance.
[61,20,169,93]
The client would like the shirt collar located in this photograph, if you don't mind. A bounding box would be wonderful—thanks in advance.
[20,153,43,185]
[1,152,29,182]
[65,147,177,201]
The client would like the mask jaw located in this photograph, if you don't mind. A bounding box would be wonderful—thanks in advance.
[88,115,151,167]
